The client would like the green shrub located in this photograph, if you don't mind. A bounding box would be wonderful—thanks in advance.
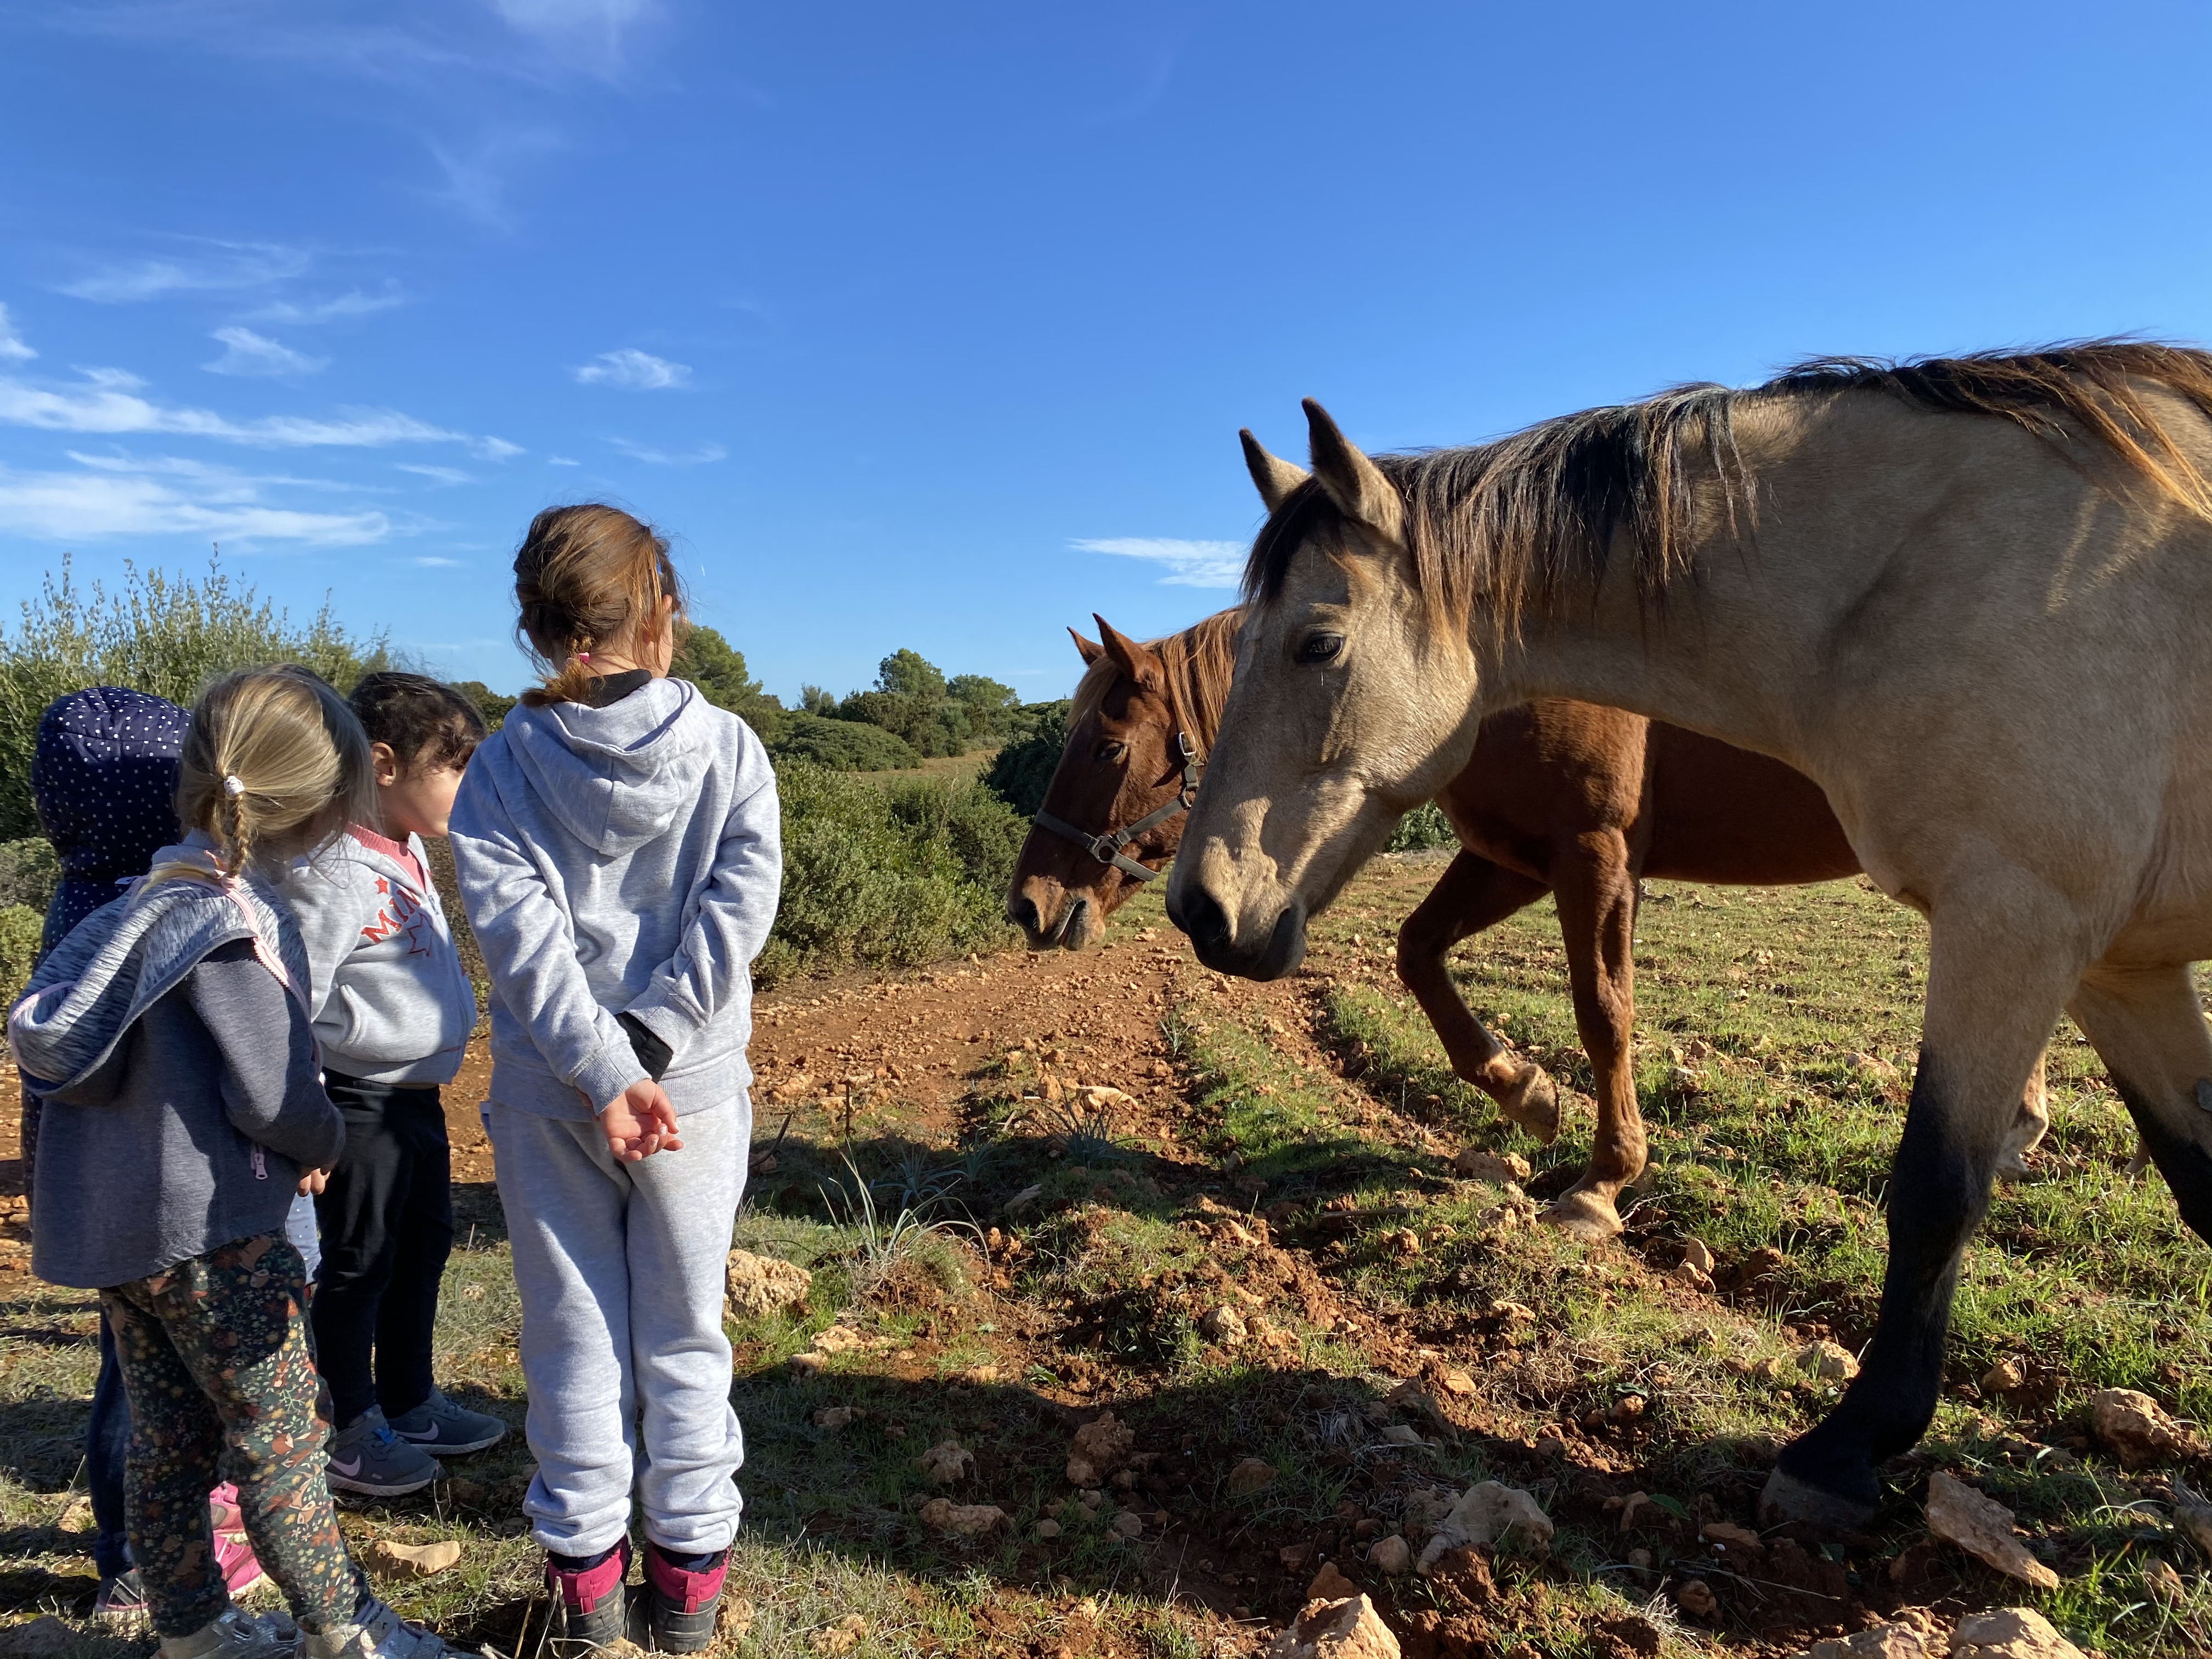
[946,673,1020,738]
[1386,800,1456,852]
[449,680,517,732]
[0,838,59,915]
[881,772,1027,896]
[0,558,392,839]
[769,713,921,772]
[757,761,1019,985]
[980,700,1069,817]
[821,650,1006,758]
[0,904,42,1007]
[672,626,786,742]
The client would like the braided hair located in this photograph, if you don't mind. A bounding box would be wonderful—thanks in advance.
[176,667,377,879]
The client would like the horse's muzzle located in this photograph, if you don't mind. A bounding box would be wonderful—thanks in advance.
[1169,884,1307,980]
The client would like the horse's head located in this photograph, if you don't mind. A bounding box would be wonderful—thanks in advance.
[1166,404,1484,979]
[1005,616,1204,950]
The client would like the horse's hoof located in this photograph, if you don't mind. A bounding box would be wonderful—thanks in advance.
[1496,1066,1562,1145]
[1757,1467,1877,1532]
[1539,1187,1622,1243]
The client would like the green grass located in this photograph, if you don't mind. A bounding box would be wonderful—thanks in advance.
[1297,869,2212,1655]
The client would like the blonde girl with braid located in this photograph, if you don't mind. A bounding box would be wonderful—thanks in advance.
[9,667,461,1659]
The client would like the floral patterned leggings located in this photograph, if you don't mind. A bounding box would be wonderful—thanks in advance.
[103,1233,367,1639]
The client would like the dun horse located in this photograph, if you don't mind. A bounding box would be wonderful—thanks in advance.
[1009,603,2047,1240]
[1166,344,2212,1529]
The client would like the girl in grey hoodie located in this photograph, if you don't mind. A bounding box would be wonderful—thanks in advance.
[449,506,781,1656]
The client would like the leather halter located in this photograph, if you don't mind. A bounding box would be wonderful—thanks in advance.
[1032,731,1202,884]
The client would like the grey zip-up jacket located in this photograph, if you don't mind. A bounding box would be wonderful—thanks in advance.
[8,837,345,1288]
[280,826,477,1086]
[448,677,781,1120]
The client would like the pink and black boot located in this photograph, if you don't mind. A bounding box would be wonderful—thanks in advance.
[632,1544,726,1654]
[545,1539,630,1657]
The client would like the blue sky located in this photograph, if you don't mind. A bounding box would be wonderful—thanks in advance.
[4,1,2212,698]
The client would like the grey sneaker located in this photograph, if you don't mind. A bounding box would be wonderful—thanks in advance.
[303,1596,455,1659]
[325,1408,438,1497]
[387,1389,507,1457]
[159,1604,300,1659]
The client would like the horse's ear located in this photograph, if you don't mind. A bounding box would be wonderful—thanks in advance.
[1070,627,1104,665]
[1304,399,1404,542]
[1240,428,1310,513]
[1093,614,1163,691]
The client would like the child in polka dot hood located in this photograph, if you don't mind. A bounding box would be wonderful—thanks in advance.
[30,686,191,954]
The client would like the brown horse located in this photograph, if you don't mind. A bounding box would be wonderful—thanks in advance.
[1008,594,2049,1241]
[1169,345,2212,1527]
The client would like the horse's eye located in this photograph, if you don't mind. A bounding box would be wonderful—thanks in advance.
[1297,631,1345,665]
[1093,740,1127,763]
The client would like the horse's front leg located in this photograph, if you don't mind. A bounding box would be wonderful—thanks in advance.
[1538,831,1641,1242]
[1762,898,2084,1530]
[1394,850,1559,1141]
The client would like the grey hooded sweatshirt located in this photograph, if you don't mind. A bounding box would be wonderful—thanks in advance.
[8,836,345,1288]
[280,826,477,1086]
[447,676,781,1120]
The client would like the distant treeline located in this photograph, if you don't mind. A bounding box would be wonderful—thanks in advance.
[448,625,1068,781]
[0,560,1068,996]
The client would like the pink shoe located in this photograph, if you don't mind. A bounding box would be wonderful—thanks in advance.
[208,1485,265,1596]
[637,1545,726,1653]
[547,1539,631,1656]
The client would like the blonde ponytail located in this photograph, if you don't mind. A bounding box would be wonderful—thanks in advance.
[177,667,377,878]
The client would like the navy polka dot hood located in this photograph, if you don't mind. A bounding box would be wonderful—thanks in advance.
[31,686,189,952]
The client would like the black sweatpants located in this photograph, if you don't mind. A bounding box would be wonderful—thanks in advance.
[310,1073,454,1429]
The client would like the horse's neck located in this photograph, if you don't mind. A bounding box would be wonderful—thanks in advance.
[1476,397,1993,774]
[1491,592,1814,770]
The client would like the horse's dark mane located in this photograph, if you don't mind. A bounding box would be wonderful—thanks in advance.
[1243,341,2212,633]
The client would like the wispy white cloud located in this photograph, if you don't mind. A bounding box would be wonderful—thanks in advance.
[0,304,35,364]
[244,284,407,325]
[476,436,524,460]
[53,2,668,93]
[398,464,473,486]
[412,555,464,567]
[574,348,689,390]
[489,0,654,56]
[426,127,562,227]
[66,450,358,492]
[0,454,391,545]
[0,368,470,448]
[1072,536,1246,588]
[52,5,482,86]
[606,437,724,466]
[59,241,313,304]
[547,455,581,466]
[204,326,329,377]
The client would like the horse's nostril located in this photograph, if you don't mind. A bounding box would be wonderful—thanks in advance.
[1171,886,1232,955]
[1007,894,1041,935]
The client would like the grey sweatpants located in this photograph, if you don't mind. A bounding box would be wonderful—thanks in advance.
[486,1094,749,1557]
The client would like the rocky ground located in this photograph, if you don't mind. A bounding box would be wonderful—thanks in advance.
[2,855,2209,1658]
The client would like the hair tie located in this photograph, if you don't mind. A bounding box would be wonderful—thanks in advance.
[223,774,246,799]
[575,651,592,664]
